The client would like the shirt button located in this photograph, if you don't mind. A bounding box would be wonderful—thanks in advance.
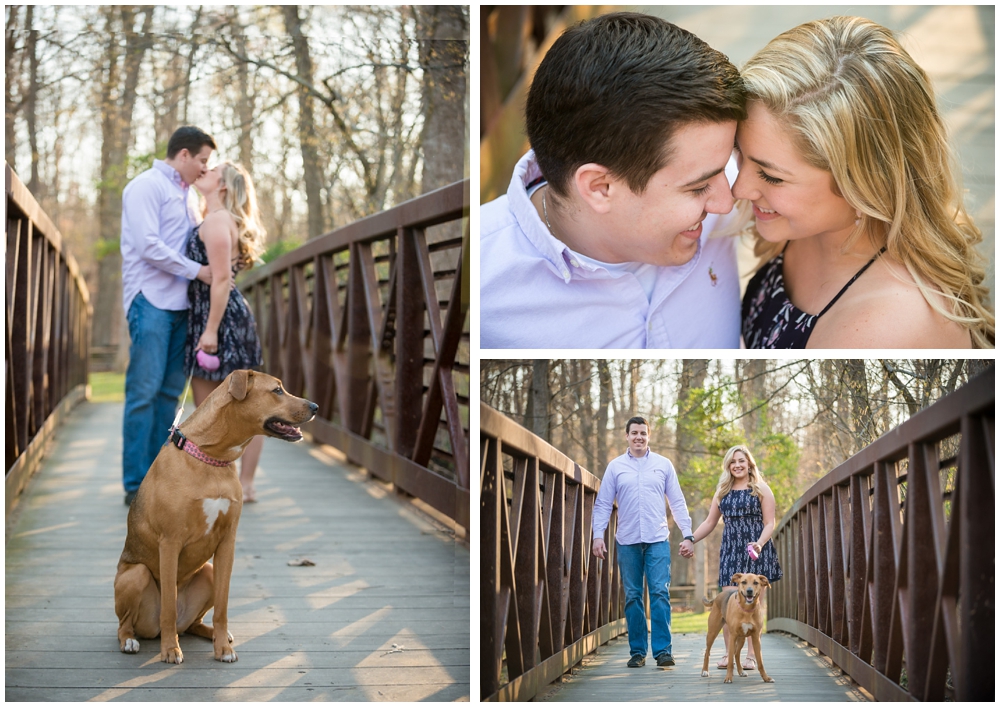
[570,259,579,267]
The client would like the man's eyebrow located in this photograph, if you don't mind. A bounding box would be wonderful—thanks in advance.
[681,166,725,188]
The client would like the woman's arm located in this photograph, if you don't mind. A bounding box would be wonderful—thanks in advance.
[751,484,777,554]
[691,493,723,543]
[195,214,235,354]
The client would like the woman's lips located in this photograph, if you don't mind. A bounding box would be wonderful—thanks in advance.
[753,204,780,222]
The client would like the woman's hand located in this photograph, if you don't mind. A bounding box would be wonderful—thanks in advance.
[197,329,219,355]
[750,541,763,557]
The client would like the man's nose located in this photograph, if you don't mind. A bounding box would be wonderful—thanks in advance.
[706,175,735,214]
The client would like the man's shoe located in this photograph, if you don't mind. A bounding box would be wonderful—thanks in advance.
[656,652,675,667]
[627,655,646,668]
[124,491,137,506]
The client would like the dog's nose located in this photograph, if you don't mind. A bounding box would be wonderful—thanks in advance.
[308,401,318,414]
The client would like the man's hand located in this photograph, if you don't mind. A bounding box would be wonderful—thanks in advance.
[679,539,695,558]
[196,265,213,284]
[592,538,607,559]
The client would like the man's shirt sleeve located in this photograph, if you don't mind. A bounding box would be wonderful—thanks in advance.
[663,460,693,537]
[591,464,617,539]
[123,178,201,280]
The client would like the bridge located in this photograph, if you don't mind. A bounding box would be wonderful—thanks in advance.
[480,368,994,701]
[5,164,471,700]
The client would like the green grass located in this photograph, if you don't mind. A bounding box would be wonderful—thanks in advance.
[671,610,711,634]
[88,371,126,403]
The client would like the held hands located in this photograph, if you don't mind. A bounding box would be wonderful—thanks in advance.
[592,538,607,559]
[679,539,695,559]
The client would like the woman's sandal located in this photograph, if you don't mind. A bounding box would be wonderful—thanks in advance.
[242,486,257,503]
[743,656,757,671]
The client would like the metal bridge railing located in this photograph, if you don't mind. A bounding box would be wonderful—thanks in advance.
[480,403,625,701]
[239,180,470,529]
[5,164,91,518]
[769,366,994,701]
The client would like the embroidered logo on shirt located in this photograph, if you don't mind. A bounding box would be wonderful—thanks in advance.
[709,266,718,287]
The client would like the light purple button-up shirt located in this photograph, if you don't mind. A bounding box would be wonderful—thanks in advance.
[480,150,741,349]
[592,448,693,546]
[120,159,203,313]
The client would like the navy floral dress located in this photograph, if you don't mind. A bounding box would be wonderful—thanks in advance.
[718,488,782,587]
[184,226,263,381]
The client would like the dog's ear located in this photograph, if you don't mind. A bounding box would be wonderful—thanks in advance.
[759,575,770,588]
[731,573,743,584]
[228,370,252,401]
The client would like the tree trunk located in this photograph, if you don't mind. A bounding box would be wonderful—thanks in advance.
[24,5,39,194]
[231,8,254,173]
[283,5,325,238]
[5,6,20,170]
[737,359,768,444]
[92,6,154,366]
[675,360,710,594]
[528,359,550,442]
[596,360,612,476]
[416,5,468,192]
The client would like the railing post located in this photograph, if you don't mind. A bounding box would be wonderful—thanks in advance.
[346,243,371,435]
[394,226,424,457]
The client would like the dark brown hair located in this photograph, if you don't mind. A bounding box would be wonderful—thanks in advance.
[526,12,745,197]
[166,125,217,159]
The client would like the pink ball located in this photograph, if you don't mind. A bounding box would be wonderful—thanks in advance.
[196,349,220,371]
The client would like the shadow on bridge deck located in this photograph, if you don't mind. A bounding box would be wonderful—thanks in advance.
[536,631,869,702]
[5,401,470,701]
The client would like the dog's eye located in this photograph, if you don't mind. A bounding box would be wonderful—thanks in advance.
[273,387,284,396]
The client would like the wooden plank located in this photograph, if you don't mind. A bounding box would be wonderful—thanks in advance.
[535,630,870,702]
[5,400,469,701]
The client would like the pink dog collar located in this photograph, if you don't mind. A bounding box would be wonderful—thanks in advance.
[169,428,231,467]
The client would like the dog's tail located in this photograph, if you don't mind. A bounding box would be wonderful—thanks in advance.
[702,595,714,608]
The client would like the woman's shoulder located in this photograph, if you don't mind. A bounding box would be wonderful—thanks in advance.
[809,256,972,348]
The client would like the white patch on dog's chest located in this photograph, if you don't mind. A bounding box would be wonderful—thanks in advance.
[202,498,231,535]
[741,622,754,634]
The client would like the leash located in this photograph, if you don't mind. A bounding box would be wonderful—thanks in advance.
[166,361,231,468]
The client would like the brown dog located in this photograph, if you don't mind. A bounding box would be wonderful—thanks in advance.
[700,573,775,683]
[114,370,317,664]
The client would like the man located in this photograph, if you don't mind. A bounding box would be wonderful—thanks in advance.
[120,126,216,505]
[592,416,695,668]
[481,12,745,348]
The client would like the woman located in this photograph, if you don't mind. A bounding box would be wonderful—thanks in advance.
[187,161,267,501]
[736,16,994,348]
[692,445,781,670]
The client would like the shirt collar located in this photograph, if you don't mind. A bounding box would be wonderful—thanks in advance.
[627,447,651,460]
[153,159,190,190]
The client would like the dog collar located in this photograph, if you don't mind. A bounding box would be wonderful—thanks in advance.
[169,428,231,467]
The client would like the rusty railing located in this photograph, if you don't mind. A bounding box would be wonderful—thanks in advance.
[239,180,470,529]
[5,164,91,518]
[481,403,625,701]
[769,366,994,701]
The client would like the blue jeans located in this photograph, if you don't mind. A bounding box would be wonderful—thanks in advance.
[617,540,672,659]
[122,293,188,492]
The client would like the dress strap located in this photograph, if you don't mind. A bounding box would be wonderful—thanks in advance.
[816,246,887,319]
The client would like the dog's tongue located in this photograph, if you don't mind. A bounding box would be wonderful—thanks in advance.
[274,421,299,435]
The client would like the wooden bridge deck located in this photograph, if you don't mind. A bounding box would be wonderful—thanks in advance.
[536,631,870,702]
[5,400,470,701]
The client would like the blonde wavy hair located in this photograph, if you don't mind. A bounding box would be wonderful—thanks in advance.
[218,161,266,271]
[739,16,994,347]
[716,445,766,499]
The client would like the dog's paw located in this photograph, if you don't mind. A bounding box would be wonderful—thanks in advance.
[763,676,775,683]
[724,676,733,684]
[215,646,238,663]
[121,638,140,654]
[701,670,709,677]
[161,647,184,664]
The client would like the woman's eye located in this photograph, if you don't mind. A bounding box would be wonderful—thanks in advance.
[758,169,783,185]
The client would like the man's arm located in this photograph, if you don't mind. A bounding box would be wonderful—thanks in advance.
[122,178,205,281]
[591,465,617,558]
[663,459,695,557]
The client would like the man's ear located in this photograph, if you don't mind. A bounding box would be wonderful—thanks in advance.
[573,163,614,215]
[228,370,252,401]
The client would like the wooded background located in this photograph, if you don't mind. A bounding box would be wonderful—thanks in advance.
[481,358,990,606]
[5,5,469,367]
